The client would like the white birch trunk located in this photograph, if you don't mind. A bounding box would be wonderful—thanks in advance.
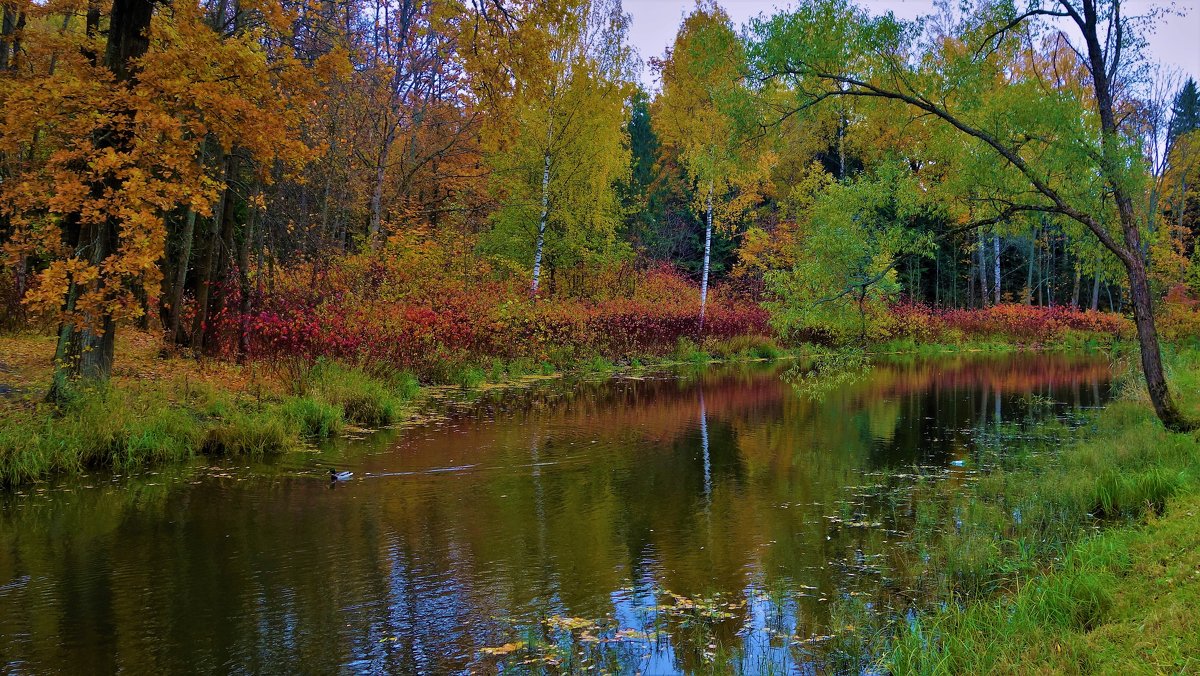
[531,149,551,295]
[993,232,1001,305]
[700,181,713,326]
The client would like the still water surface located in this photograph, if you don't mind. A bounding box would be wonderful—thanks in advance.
[0,354,1111,674]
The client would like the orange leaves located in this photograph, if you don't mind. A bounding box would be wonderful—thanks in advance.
[1,0,319,337]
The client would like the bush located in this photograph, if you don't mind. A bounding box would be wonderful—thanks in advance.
[218,255,769,379]
[884,302,1132,344]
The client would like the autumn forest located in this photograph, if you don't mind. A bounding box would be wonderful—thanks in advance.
[2,0,1200,672]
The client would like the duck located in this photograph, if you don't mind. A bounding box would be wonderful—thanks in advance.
[329,469,354,481]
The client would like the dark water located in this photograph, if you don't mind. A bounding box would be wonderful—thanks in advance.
[0,354,1111,674]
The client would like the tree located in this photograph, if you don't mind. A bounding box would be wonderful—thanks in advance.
[752,0,1193,429]
[767,162,936,342]
[1167,78,1200,148]
[481,0,635,294]
[2,0,311,391]
[654,1,768,323]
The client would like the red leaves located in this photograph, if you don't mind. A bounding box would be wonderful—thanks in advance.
[211,261,769,377]
[887,301,1133,342]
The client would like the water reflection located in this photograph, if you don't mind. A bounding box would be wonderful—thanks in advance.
[0,353,1111,673]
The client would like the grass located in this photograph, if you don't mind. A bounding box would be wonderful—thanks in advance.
[877,347,1200,673]
[0,387,206,484]
[671,337,711,365]
[707,334,784,360]
[0,344,424,485]
[304,360,412,426]
[890,492,1200,674]
[280,396,344,438]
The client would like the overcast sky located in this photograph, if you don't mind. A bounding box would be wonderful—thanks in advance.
[626,0,1200,89]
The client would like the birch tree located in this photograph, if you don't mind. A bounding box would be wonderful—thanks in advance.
[481,0,635,295]
[653,2,766,323]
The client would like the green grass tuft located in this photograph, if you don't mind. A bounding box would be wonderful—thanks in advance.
[202,409,296,457]
[306,360,411,425]
[280,397,344,438]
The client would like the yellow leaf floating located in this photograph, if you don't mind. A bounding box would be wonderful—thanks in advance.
[480,641,525,656]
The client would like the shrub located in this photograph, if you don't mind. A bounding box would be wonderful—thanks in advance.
[885,301,1132,344]
[216,256,769,379]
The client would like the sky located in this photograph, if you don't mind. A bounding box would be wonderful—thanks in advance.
[626,0,1200,89]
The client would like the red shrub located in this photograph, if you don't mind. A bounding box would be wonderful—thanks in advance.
[211,255,768,379]
[886,301,1132,342]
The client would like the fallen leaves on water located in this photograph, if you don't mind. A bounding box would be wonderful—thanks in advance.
[479,641,525,656]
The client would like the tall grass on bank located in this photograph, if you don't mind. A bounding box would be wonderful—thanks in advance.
[880,348,1200,673]
[303,360,417,426]
[0,360,421,486]
[0,386,206,485]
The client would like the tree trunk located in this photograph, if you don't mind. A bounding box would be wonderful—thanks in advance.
[1091,268,1101,311]
[531,148,550,296]
[1024,234,1035,305]
[1125,253,1186,429]
[1071,264,1081,308]
[0,7,15,70]
[992,232,1000,305]
[191,153,235,352]
[50,0,155,394]
[237,197,255,363]
[367,139,388,249]
[977,228,989,307]
[166,208,196,346]
[1047,231,1055,306]
[700,181,713,326]
[204,154,240,350]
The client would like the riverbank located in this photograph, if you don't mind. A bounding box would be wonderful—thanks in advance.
[0,330,787,486]
[878,346,1200,673]
[0,332,421,486]
[0,325,1133,487]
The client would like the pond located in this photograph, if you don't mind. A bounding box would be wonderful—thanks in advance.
[0,353,1112,674]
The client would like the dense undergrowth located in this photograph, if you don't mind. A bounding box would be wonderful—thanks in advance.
[202,248,771,380]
